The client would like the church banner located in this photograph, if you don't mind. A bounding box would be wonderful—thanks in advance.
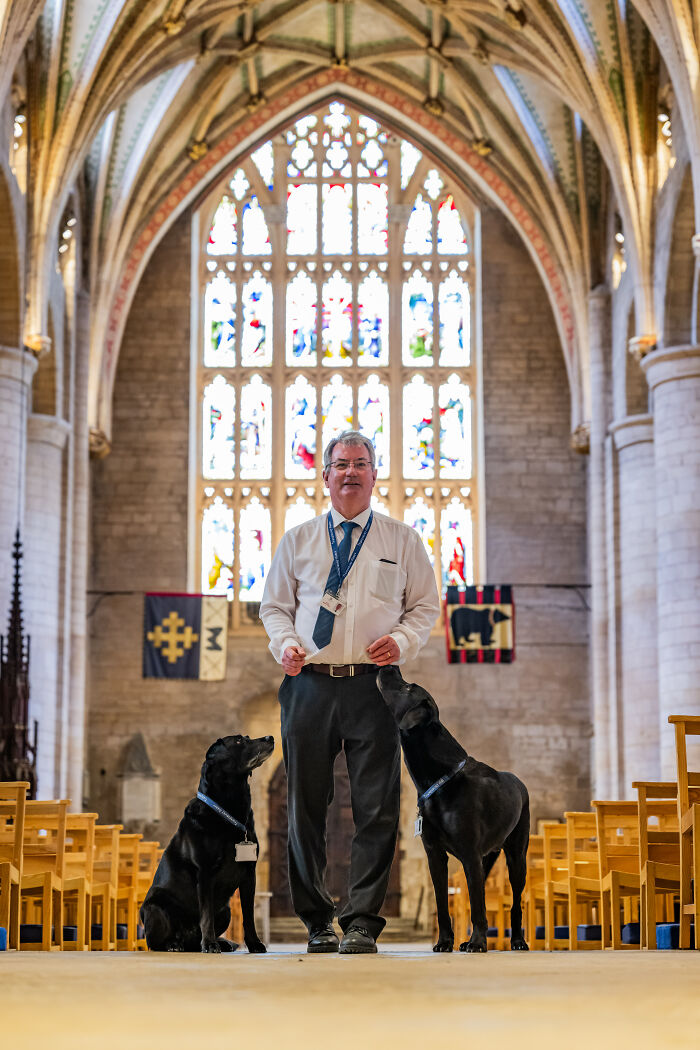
[445,585,515,664]
[143,594,228,680]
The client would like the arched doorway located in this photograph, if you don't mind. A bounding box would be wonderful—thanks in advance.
[268,754,401,918]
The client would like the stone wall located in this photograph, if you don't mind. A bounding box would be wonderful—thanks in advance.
[87,204,589,923]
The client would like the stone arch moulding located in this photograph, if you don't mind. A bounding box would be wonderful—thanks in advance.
[95,68,580,443]
[0,159,23,348]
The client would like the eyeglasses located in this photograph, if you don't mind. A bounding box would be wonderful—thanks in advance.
[328,459,373,472]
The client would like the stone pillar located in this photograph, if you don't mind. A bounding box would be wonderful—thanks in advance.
[642,346,700,777]
[609,415,659,788]
[0,346,37,621]
[23,413,71,797]
[588,287,615,798]
[67,290,90,807]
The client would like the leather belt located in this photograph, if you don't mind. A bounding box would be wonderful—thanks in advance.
[309,663,378,678]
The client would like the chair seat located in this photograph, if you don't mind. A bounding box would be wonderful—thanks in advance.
[0,926,7,951]
[20,924,54,943]
[576,924,601,941]
[535,925,569,940]
[62,926,79,942]
[621,922,640,944]
[656,923,695,950]
[91,923,128,940]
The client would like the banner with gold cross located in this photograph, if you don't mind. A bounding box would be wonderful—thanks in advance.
[143,594,228,680]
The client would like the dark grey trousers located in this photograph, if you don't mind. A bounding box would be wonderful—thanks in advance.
[279,666,401,940]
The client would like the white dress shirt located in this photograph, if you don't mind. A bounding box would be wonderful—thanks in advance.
[260,507,440,665]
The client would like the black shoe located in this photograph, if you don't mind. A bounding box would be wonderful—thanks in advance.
[339,924,377,954]
[307,922,339,954]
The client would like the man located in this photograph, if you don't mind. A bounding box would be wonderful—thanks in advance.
[260,431,439,954]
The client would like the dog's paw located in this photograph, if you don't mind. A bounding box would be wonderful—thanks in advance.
[432,939,453,953]
[510,939,529,951]
[167,945,185,952]
[201,940,222,953]
[246,939,267,954]
[459,939,487,953]
[216,938,239,953]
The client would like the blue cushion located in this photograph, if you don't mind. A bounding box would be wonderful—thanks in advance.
[91,923,129,940]
[621,923,640,944]
[656,923,695,949]
[62,926,78,942]
[137,924,145,938]
[20,924,53,943]
[0,926,7,951]
[534,925,569,940]
[576,924,601,941]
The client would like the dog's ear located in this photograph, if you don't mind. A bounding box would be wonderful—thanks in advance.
[205,738,227,759]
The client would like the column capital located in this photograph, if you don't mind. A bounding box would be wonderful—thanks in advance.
[628,334,658,362]
[24,333,52,357]
[570,421,590,454]
[89,427,111,459]
[641,344,700,390]
[0,345,38,383]
[27,414,71,451]
[609,413,653,451]
[692,233,700,258]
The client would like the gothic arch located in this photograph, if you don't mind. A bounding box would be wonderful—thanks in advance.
[0,164,21,348]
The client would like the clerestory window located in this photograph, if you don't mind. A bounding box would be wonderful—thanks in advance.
[193,100,480,629]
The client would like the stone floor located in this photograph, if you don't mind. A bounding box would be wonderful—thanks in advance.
[3,944,700,1049]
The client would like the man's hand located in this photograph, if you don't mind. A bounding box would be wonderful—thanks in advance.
[282,645,307,676]
[367,635,400,666]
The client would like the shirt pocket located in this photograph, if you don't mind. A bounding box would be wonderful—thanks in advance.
[368,559,407,603]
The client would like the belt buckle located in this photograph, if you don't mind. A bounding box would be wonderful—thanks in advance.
[329,664,352,677]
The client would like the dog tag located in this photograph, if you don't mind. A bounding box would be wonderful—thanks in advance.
[236,841,258,862]
[414,815,423,838]
[320,590,345,615]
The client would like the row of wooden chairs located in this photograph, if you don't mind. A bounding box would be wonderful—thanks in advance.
[0,782,162,951]
[447,714,700,950]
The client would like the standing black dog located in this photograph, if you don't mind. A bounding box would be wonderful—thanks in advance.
[376,667,529,953]
[141,734,274,953]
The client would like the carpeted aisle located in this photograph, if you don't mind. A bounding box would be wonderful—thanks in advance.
[2,945,699,1049]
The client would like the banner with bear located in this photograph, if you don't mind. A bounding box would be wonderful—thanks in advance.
[444,585,515,664]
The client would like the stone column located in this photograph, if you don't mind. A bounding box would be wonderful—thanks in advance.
[642,346,700,777]
[0,346,37,621]
[23,413,71,797]
[609,415,659,788]
[588,287,615,798]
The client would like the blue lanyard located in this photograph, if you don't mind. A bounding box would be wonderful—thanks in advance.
[326,511,373,596]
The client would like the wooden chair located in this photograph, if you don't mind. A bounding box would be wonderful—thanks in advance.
[0,781,29,949]
[484,851,512,950]
[134,840,161,949]
[668,715,700,949]
[90,824,122,950]
[593,800,640,949]
[543,820,569,950]
[19,799,69,950]
[62,813,98,951]
[116,833,142,950]
[634,781,680,949]
[523,833,545,950]
[561,811,602,950]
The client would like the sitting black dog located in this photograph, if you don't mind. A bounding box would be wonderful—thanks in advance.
[140,734,274,953]
[376,667,529,953]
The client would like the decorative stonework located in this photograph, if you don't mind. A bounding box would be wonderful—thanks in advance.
[89,427,111,459]
[24,334,52,357]
[570,421,590,454]
[628,333,658,362]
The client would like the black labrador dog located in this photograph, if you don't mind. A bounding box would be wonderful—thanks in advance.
[376,666,529,953]
[141,733,274,953]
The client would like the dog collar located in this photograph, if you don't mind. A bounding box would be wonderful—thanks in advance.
[417,759,467,808]
[197,791,249,840]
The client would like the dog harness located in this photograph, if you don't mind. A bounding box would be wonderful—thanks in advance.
[416,758,467,808]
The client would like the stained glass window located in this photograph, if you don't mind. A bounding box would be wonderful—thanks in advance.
[196,101,479,627]
[241,272,272,366]
[202,497,234,595]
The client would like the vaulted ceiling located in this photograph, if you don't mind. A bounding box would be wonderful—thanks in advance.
[3,0,699,438]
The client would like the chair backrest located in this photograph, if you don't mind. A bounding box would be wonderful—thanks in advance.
[22,799,70,878]
[0,781,29,871]
[64,813,98,881]
[564,811,599,880]
[92,824,123,892]
[668,715,700,817]
[542,821,568,883]
[632,782,679,867]
[117,833,142,887]
[592,800,639,879]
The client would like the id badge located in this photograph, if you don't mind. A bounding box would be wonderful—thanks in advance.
[236,841,258,862]
[320,590,345,616]
[414,815,423,838]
